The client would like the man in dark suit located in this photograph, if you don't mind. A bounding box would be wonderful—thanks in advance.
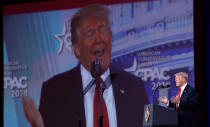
[23,4,148,127]
[39,66,148,127]
[158,72,200,127]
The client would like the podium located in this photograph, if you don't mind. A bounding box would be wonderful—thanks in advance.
[143,104,178,127]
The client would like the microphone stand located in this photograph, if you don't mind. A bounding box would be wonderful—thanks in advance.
[82,77,103,127]
[153,85,161,104]
[96,77,103,127]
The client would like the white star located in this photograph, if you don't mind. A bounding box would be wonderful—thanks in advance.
[124,57,138,76]
[54,22,73,55]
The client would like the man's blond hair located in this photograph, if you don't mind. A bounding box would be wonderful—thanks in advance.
[175,72,188,82]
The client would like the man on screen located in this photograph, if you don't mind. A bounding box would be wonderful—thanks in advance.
[158,72,200,127]
[23,4,148,127]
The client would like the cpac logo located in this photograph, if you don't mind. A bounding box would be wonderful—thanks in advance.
[125,58,170,82]
[4,76,28,89]
[138,67,170,82]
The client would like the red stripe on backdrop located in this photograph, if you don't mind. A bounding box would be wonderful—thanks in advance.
[3,0,147,15]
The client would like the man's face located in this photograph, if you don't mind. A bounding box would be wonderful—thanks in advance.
[175,75,185,88]
[73,17,112,74]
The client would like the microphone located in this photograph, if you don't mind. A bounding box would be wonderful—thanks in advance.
[158,84,171,89]
[91,59,101,78]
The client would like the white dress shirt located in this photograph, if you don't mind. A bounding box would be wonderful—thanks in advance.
[80,65,117,127]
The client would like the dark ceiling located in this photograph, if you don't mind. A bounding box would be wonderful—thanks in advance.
[3,0,47,5]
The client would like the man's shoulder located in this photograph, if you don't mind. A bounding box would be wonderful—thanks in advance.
[110,66,141,80]
[185,84,195,91]
[43,66,80,87]
[184,84,198,96]
[109,66,143,86]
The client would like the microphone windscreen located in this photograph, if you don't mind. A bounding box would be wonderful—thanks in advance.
[91,59,101,78]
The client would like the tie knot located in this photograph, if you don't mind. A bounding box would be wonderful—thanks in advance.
[99,77,103,84]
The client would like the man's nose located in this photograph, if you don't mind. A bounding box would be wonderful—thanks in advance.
[94,31,103,43]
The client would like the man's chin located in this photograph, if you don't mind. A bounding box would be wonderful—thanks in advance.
[92,55,110,71]
[95,54,105,60]
[101,62,110,73]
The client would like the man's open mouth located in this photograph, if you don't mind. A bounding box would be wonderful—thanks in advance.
[94,48,105,57]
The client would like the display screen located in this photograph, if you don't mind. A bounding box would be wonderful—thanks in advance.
[3,0,194,126]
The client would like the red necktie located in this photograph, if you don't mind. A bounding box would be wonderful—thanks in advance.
[94,78,109,127]
[176,88,181,110]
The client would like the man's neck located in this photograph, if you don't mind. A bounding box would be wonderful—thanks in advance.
[80,64,110,88]
[82,64,107,76]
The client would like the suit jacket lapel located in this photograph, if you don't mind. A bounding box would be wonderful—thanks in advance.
[72,66,86,126]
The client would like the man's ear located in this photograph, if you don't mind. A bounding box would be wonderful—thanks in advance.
[72,43,80,58]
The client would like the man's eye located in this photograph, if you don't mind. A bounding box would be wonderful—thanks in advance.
[99,25,108,33]
[84,30,94,37]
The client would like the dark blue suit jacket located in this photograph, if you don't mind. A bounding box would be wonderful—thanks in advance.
[169,84,200,127]
[39,66,149,127]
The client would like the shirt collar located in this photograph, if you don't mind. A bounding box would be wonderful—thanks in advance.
[180,83,187,91]
[80,64,110,90]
